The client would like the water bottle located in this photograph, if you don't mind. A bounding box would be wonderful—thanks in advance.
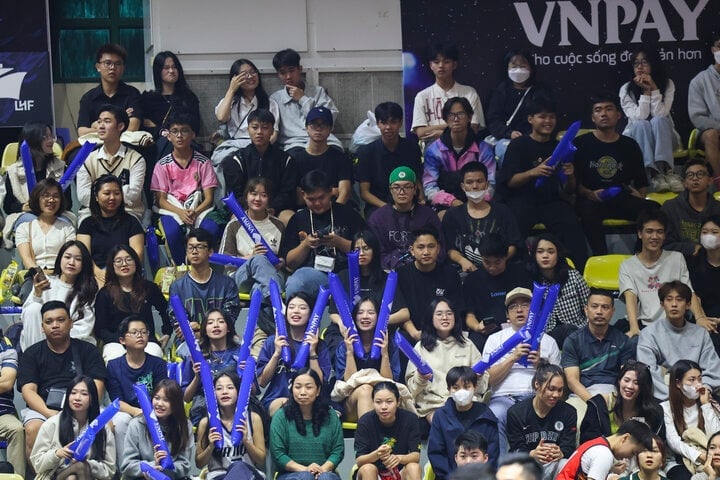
[0,261,18,303]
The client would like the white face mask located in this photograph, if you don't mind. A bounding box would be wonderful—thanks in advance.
[714,51,720,65]
[508,67,531,84]
[465,186,493,203]
[701,233,720,251]
[682,384,700,400]
[452,388,474,407]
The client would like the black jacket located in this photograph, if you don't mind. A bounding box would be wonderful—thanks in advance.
[580,392,665,443]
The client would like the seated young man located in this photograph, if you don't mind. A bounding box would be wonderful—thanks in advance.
[279,170,365,298]
[0,337,25,477]
[495,96,588,270]
[151,112,220,265]
[574,92,659,255]
[368,166,443,270]
[76,104,146,222]
[411,42,484,143]
[454,430,489,468]
[221,109,298,224]
[428,366,500,478]
[397,226,462,340]
[269,48,342,153]
[167,228,240,325]
[356,101,424,217]
[77,43,141,136]
[618,209,712,337]
[106,316,167,462]
[442,162,521,273]
[463,234,532,350]
[662,159,720,257]
[290,106,353,205]
[688,33,720,189]
[636,280,720,401]
[556,420,653,480]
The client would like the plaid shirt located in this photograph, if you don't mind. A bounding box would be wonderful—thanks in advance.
[542,268,590,331]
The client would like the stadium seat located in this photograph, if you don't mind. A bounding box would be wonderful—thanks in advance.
[688,128,706,159]
[423,463,435,480]
[1,142,63,175]
[646,192,678,205]
[583,254,631,293]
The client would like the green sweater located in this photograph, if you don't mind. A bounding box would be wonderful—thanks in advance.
[270,407,345,473]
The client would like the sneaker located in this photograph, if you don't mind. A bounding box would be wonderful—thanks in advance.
[650,174,670,192]
[665,171,685,192]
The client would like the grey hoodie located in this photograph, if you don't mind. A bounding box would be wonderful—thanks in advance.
[688,64,720,131]
[662,190,720,256]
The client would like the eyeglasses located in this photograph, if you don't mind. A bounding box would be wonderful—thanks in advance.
[241,70,258,78]
[508,302,531,311]
[632,59,649,68]
[99,60,124,69]
[307,122,330,131]
[187,244,209,252]
[685,171,708,180]
[113,257,135,266]
[390,184,415,193]
[169,128,192,137]
[126,329,149,337]
[447,112,468,120]
[40,192,61,200]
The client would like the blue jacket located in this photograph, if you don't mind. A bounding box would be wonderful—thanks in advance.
[427,398,500,478]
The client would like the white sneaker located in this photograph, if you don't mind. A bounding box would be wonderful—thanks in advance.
[650,174,670,192]
[666,171,685,192]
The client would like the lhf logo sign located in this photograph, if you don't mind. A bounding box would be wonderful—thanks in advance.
[0,64,33,111]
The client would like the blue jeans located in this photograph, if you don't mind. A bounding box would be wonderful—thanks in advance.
[489,392,534,460]
[277,472,341,480]
[625,117,674,171]
[233,255,284,300]
[285,267,328,298]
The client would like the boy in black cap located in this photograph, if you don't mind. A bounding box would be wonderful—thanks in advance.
[290,106,353,205]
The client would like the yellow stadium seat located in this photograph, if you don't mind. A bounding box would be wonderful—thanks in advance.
[583,254,631,292]
[1,142,63,175]
[645,192,678,205]
[714,192,720,201]
[342,422,358,431]
[423,463,435,480]
[688,128,706,159]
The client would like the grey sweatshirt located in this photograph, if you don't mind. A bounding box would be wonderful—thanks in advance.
[637,316,720,401]
[688,64,720,131]
[121,415,195,479]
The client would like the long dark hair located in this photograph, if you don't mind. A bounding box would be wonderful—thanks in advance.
[283,368,329,437]
[151,379,190,455]
[59,376,106,461]
[198,308,238,356]
[528,233,570,284]
[103,244,149,313]
[352,230,384,286]
[17,121,55,170]
[89,174,127,223]
[695,215,720,273]
[421,297,466,351]
[628,47,669,100]
[229,58,269,109]
[613,361,662,429]
[152,51,191,95]
[284,292,315,347]
[668,360,704,435]
[53,241,98,320]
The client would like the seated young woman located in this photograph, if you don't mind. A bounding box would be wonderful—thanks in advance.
[196,371,267,480]
[257,292,332,416]
[21,240,97,350]
[354,382,421,480]
[334,294,401,421]
[94,244,171,362]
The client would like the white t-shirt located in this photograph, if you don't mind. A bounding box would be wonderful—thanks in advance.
[580,444,615,480]
[618,250,692,324]
[482,326,561,396]
[411,81,485,130]
[15,218,76,269]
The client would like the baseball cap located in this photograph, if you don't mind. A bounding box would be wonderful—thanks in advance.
[306,106,333,126]
[389,166,416,185]
[505,287,532,307]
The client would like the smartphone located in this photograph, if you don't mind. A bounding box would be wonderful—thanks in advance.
[34,269,47,284]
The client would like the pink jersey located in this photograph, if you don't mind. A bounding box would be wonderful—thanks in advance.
[151,150,218,203]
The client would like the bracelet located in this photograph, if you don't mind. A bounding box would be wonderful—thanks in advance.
[309,355,319,360]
